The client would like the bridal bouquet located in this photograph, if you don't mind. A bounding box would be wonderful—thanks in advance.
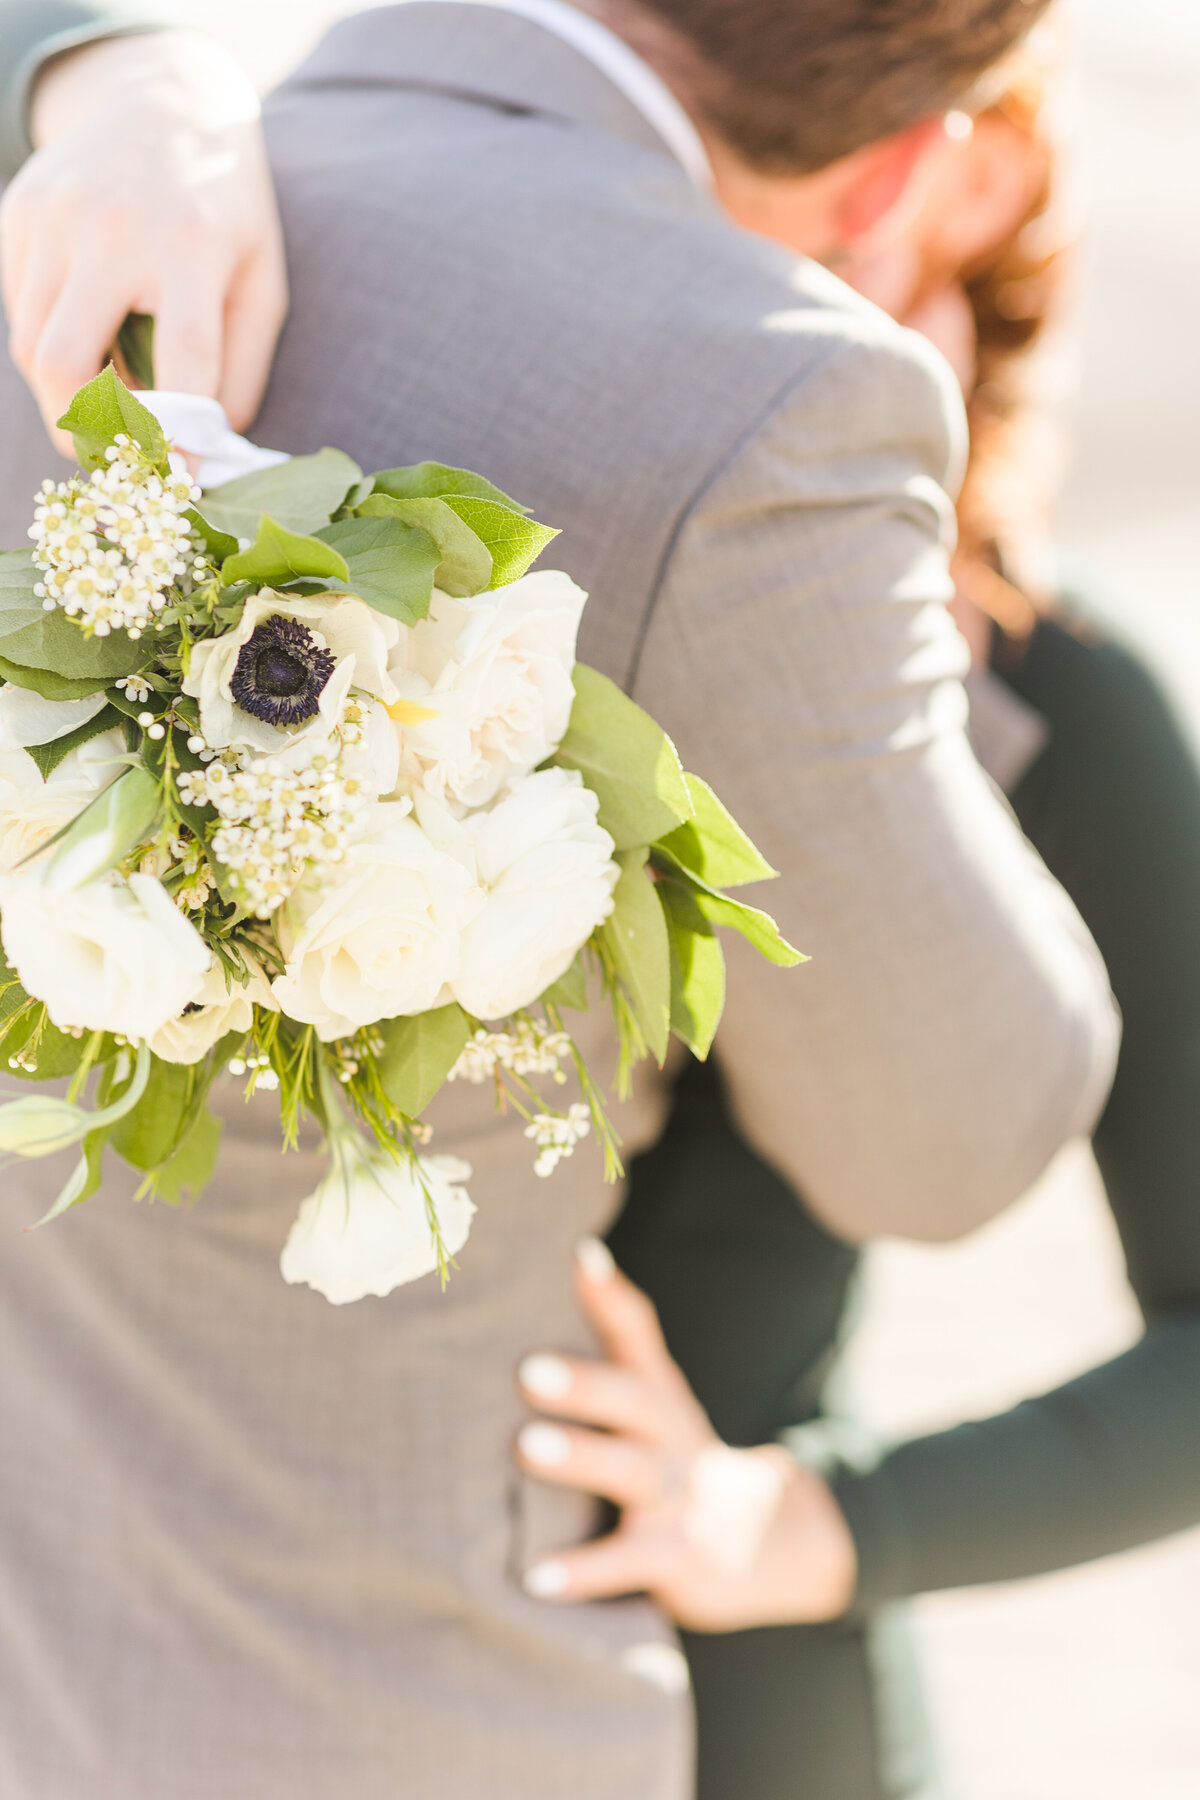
[0,370,800,1303]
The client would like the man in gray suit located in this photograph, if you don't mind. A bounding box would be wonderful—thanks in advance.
[0,3,1118,1797]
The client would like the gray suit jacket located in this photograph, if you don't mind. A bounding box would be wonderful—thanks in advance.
[0,7,1118,1797]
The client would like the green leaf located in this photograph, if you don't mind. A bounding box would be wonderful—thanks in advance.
[0,552,139,689]
[0,959,26,1026]
[115,311,156,389]
[657,774,778,889]
[150,1104,222,1205]
[356,494,493,597]
[0,546,43,617]
[23,704,123,778]
[38,1129,108,1224]
[0,556,143,684]
[541,953,589,1011]
[689,888,805,968]
[316,515,441,625]
[221,515,350,588]
[659,879,725,1059]
[552,664,693,851]
[0,1008,97,1082]
[198,448,363,540]
[0,621,142,685]
[370,461,531,516]
[377,1004,471,1117]
[441,496,558,588]
[600,848,671,1065]
[108,1056,195,1172]
[655,855,805,969]
[340,479,376,512]
[186,506,239,563]
[43,765,162,889]
[0,654,111,701]
[57,365,166,470]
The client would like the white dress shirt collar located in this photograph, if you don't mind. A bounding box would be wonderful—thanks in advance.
[420,0,714,189]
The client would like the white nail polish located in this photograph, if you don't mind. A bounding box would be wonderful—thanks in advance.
[518,1422,572,1467]
[524,1560,570,1599]
[518,1353,573,1400]
[575,1235,615,1282]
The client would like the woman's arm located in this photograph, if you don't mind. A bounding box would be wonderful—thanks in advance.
[0,3,285,439]
[832,611,1200,1606]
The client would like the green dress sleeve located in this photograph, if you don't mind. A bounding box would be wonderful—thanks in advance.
[0,1,173,180]
[831,607,1200,1609]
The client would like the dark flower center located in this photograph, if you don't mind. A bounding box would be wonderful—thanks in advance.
[230,615,338,728]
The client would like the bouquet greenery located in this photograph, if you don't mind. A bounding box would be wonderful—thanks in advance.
[0,370,800,1302]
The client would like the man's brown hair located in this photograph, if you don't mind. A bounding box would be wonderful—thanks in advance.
[608,0,1053,172]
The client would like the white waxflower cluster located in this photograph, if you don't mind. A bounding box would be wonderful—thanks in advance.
[138,835,214,911]
[176,729,369,919]
[167,833,216,912]
[524,1104,592,1178]
[30,436,201,638]
[448,1020,573,1085]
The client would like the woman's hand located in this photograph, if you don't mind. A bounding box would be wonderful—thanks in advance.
[516,1237,858,1632]
[0,32,287,450]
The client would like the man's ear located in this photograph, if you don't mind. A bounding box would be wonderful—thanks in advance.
[834,118,948,248]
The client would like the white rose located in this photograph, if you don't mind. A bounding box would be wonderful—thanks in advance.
[0,685,107,751]
[150,957,277,1065]
[388,569,585,810]
[451,767,618,1020]
[183,589,400,755]
[0,729,125,872]
[281,1143,475,1304]
[0,869,211,1039]
[272,805,482,1040]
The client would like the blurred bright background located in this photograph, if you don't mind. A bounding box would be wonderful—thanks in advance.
[175,3,1200,1793]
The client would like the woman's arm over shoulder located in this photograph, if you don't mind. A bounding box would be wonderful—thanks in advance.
[0,5,286,439]
[0,1,171,179]
[632,318,1120,1245]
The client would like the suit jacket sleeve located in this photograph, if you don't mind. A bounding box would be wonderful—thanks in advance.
[632,319,1120,1243]
[0,0,170,179]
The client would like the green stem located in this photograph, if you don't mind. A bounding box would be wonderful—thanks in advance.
[89,1040,153,1133]
[67,1031,105,1105]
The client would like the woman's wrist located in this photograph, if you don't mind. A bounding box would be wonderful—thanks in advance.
[30,30,260,148]
[768,1449,859,1622]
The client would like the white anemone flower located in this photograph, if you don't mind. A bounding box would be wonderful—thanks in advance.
[183,589,401,755]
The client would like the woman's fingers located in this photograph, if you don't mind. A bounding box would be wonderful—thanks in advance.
[517,1420,667,1507]
[524,1530,657,1603]
[154,269,230,404]
[216,242,289,430]
[25,263,135,436]
[0,33,284,440]
[6,245,66,379]
[517,1350,662,1437]
[573,1237,678,1375]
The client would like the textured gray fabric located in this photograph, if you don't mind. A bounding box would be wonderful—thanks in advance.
[0,5,1119,1796]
